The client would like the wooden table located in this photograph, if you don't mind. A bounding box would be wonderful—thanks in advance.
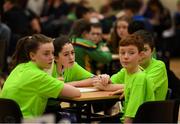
[60,89,121,122]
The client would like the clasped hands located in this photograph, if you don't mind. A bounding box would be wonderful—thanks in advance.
[91,74,124,99]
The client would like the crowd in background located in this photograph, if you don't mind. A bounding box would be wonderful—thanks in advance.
[0,0,180,99]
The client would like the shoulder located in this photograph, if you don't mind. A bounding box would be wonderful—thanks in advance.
[71,38,97,49]
[111,68,125,80]
[113,68,126,76]
[131,71,148,86]
[23,62,54,79]
[151,58,166,68]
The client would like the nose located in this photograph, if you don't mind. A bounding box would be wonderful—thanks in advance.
[124,53,129,59]
[69,54,74,60]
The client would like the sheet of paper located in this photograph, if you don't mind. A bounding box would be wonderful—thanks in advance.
[77,87,99,93]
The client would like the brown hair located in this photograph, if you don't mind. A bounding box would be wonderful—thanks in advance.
[119,34,144,52]
[133,30,154,51]
[54,35,71,57]
[9,34,53,70]
[110,16,132,53]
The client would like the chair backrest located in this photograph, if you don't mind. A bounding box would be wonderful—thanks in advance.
[0,98,23,123]
[166,88,172,99]
[133,100,180,123]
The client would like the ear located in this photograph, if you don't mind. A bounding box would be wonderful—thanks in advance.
[139,51,144,61]
[29,52,36,61]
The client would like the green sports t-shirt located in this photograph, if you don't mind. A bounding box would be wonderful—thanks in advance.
[144,58,168,100]
[111,68,154,118]
[52,62,93,82]
[71,37,112,72]
[1,61,64,118]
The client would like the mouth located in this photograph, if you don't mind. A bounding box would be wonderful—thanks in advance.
[48,61,53,65]
[121,61,129,65]
[69,61,74,64]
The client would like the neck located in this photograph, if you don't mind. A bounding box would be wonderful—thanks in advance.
[127,66,140,74]
[57,64,63,76]
[141,59,151,69]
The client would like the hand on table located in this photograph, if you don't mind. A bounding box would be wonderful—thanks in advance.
[109,89,124,100]
[98,74,110,86]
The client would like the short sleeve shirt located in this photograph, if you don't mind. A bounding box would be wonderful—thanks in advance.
[111,68,154,118]
[52,62,93,82]
[1,61,64,118]
[144,58,168,100]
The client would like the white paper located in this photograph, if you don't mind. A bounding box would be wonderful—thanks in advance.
[77,87,98,93]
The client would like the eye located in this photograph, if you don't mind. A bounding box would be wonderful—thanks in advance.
[119,51,125,55]
[144,48,148,52]
[129,51,135,55]
[71,51,75,54]
[64,53,68,56]
[130,52,134,54]
[44,52,49,56]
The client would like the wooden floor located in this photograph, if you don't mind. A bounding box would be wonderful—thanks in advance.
[170,58,180,79]
[170,58,180,123]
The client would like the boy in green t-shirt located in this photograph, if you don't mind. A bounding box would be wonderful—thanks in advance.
[94,34,154,123]
[134,30,168,100]
[69,19,112,73]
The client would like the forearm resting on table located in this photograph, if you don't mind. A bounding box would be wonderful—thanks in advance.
[60,84,81,97]
[94,83,124,91]
[67,78,95,87]
[104,84,124,91]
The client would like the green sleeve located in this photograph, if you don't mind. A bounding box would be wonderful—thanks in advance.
[64,62,93,82]
[38,72,64,98]
[71,37,97,48]
[72,38,112,64]
[110,68,125,84]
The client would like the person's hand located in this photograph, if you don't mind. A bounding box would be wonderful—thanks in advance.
[93,82,107,90]
[109,89,124,100]
[58,76,64,81]
[98,74,110,86]
[91,76,101,84]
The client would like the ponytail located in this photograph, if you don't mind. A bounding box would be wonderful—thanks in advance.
[9,34,53,71]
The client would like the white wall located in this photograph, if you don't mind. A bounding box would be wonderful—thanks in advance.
[160,0,177,14]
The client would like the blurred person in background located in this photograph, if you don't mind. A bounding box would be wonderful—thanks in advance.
[69,19,112,73]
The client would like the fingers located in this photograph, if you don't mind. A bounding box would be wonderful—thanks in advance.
[93,83,106,90]
[119,93,125,100]
[58,77,64,81]
[109,89,125,100]
[98,74,110,86]
[109,89,124,96]
[91,77,101,84]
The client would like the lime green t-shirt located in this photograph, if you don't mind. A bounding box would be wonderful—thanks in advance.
[144,58,168,100]
[52,62,93,82]
[1,61,64,118]
[111,68,154,118]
